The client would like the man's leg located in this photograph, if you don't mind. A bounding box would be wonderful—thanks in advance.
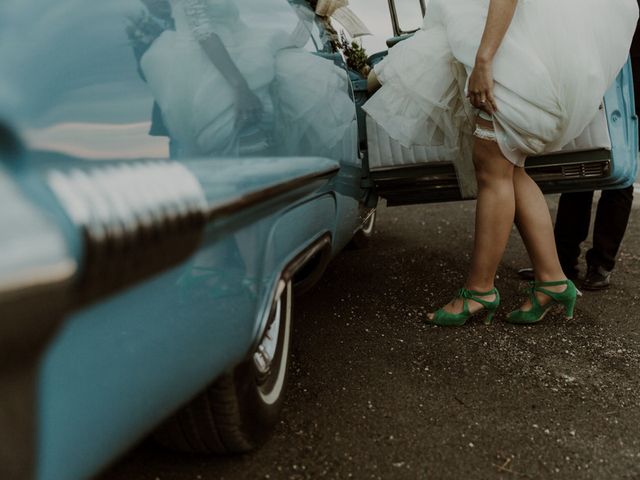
[583,185,634,289]
[553,191,595,277]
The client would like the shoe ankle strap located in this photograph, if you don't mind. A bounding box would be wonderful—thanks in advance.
[463,287,497,297]
[528,279,572,303]
[458,287,498,308]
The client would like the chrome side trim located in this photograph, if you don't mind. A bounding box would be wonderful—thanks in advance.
[48,161,208,247]
[205,165,340,221]
[370,161,453,174]
[281,233,333,284]
[47,161,338,296]
[47,161,208,295]
[252,233,332,354]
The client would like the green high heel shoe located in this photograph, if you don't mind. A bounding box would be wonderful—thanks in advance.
[507,279,580,325]
[426,287,500,327]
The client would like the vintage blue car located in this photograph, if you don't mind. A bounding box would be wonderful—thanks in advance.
[0,0,636,479]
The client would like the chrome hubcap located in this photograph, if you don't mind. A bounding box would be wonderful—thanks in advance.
[362,210,376,235]
[253,298,281,375]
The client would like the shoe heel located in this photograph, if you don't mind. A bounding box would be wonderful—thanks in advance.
[484,309,497,325]
[564,298,577,320]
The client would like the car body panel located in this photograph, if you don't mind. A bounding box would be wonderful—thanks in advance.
[0,1,367,478]
[5,153,338,480]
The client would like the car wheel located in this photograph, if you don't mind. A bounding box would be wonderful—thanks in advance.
[154,279,293,454]
[349,209,376,249]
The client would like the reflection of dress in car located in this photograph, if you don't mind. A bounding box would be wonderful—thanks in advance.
[274,2,356,159]
[141,0,355,158]
[141,0,280,156]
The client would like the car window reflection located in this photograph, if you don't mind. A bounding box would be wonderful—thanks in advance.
[0,0,357,162]
[139,0,356,159]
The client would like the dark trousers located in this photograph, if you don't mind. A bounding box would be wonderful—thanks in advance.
[552,45,639,275]
[554,186,634,273]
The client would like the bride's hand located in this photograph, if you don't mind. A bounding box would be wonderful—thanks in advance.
[235,88,263,129]
[467,59,498,114]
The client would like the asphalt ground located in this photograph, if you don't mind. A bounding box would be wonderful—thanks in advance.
[101,192,640,480]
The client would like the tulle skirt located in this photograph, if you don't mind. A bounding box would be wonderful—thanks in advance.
[363,0,638,167]
[273,49,356,158]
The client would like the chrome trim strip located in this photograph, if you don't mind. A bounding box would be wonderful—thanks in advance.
[47,161,209,294]
[205,166,340,221]
[281,233,333,283]
[370,161,452,174]
[48,161,209,247]
[47,161,338,295]
[252,233,332,355]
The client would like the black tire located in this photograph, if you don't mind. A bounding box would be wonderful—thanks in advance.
[154,280,293,454]
[349,209,376,249]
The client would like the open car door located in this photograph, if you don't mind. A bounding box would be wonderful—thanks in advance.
[361,0,638,206]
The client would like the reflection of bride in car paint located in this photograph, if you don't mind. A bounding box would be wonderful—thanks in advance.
[127,0,175,150]
[141,0,277,156]
[140,0,355,158]
[275,0,356,159]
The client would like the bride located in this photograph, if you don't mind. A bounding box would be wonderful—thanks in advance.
[364,0,638,326]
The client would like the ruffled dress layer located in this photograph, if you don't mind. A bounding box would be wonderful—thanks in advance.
[363,0,638,168]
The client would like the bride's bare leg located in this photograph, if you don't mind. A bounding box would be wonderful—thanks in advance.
[513,167,568,308]
[428,118,514,318]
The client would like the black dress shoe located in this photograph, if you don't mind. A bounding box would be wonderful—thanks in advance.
[517,265,579,281]
[582,265,611,291]
[561,265,580,281]
[517,267,535,281]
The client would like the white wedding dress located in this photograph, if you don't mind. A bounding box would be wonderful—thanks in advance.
[363,0,638,171]
[140,0,355,158]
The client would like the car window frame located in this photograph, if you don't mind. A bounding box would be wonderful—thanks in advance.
[387,0,426,36]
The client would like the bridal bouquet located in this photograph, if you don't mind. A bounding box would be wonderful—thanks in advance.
[339,32,369,77]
